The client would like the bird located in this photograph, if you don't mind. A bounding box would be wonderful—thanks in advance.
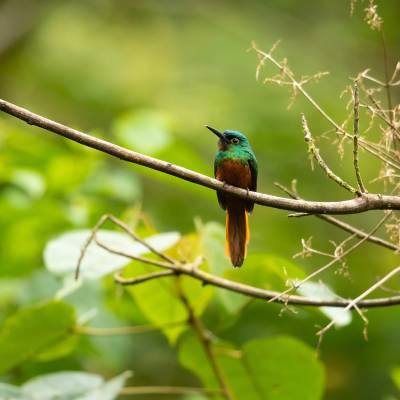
[206,125,258,267]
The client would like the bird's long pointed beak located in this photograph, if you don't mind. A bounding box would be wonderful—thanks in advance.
[205,125,227,143]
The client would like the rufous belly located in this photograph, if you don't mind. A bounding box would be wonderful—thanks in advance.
[216,159,252,189]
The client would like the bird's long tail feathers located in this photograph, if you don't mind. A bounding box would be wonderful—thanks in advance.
[225,201,250,267]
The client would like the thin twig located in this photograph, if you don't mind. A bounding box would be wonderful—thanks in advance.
[353,82,367,193]
[95,239,176,271]
[176,280,233,400]
[103,214,175,264]
[76,320,185,336]
[114,270,176,285]
[302,114,358,194]
[75,214,109,280]
[120,386,222,396]
[365,94,400,138]
[267,213,390,304]
[380,30,396,146]
[75,213,175,279]
[317,265,400,342]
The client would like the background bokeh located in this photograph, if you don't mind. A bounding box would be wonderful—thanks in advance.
[1,0,399,399]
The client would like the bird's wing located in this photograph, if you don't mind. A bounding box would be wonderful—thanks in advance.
[246,155,258,213]
[248,156,258,192]
[215,157,227,210]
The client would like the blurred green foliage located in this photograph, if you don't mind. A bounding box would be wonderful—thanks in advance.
[1,0,400,399]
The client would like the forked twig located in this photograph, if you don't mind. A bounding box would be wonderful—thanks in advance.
[302,114,358,195]
[317,265,400,343]
[267,212,391,304]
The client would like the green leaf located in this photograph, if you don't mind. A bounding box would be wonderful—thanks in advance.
[113,110,171,156]
[243,336,325,400]
[33,334,80,362]
[391,367,400,390]
[83,165,142,203]
[11,169,45,200]
[0,301,76,375]
[44,229,180,279]
[125,262,188,344]
[179,333,259,400]
[178,333,221,391]
[179,334,324,400]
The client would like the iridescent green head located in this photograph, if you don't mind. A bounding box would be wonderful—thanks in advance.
[205,125,251,151]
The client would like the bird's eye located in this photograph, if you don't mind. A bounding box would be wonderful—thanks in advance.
[231,138,240,144]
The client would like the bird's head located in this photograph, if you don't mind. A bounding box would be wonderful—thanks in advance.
[205,125,250,151]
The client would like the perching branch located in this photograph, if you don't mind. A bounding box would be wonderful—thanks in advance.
[3,98,400,215]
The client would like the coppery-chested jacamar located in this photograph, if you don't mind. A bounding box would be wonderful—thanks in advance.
[206,125,258,267]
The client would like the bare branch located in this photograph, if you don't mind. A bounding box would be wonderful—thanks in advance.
[107,245,400,309]
[176,281,234,400]
[3,98,400,215]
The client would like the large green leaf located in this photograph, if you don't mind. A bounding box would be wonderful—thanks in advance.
[126,264,188,344]
[179,333,324,400]
[243,336,324,400]
[0,301,76,375]
[124,233,213,344]
[113,110,172,156]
